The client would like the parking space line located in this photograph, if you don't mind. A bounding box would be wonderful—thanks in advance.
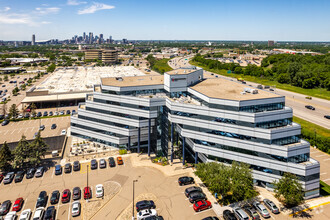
[315,154,327,157]
[21,198,28,211]
[323,178,330,182]
[324,158,330,161]
[320,173,327,175]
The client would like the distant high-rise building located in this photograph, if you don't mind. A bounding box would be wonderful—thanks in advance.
[268,40,274,47]
[83,32,86,40]
[89,32,93,44]
[122,38,128,44]
[109,36,113,44]
[32,34,35,45]
[99,34,104,43]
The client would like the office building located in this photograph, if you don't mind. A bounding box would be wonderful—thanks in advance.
[89,32,93,44]
[32,34,35,46]
[71,67,320,199]
[85,49,102,60]
[102,49,118,64]
[268,40,275,47]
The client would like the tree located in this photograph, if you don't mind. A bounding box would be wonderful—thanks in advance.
[9,104,19,118]
[273,173,304,207]
[4,75,8,81]
[30,103,37,115]
[47,63,56,73]
[0,142,13,171]
[29,132,48,166]
[12,135,30,169]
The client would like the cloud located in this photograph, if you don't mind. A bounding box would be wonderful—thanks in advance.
[4,7,10,12]
[41,21,51,24]
[35,7,61,15]
[78,2,115,15]
[67,0,87,6]
[0,13,33,25]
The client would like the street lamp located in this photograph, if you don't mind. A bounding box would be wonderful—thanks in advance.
[86,164,89,202]
[132,179,138,220]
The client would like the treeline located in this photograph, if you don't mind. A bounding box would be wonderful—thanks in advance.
[146,55,172,74]
[192,54,330,90]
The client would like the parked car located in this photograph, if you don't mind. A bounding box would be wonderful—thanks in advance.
[39,125,45,131]
[178,176,194,186]
[305,105,315,110]
[59,111,64,115]
[50,190,60,204]
[189,191,206,203]
[61,189,71,203]
[36,191,48,208]
[44,206,56,220]
[193,200,212,212]
[324,115,330,119]
[99,159,106,169]
[32,207,45,220]
[55,165,62,175]
[108,157,116,167]
[24,113,30,118]
[0,200,12,216]
[48,111,53,116]
[43,111,48,117]
[263,199,280,214]
[253,201,270,218]
[19,209,31,220]
[64,163,72,173]
[117,157,123,165]
[223,210,237,220]
[14,171,25,183]
[26,168,36,179]
[71,201,81,217]
[95,184,104,198]
[137,209,158,220]
[243,205,260,220]
[1,120,9,126]
[3,172,15,184]
[61,129,66,135]
[51,124,57,129]
[84,187,92,200]
[35,167,44,178]
[36,112,42,117]
[184,186,202,197]
[4,211,17,220]
[136,200,156,212]
[71,110,76,115]
[54,111,59,116]
[12,198,23,212]
[202,217,219,220]
[233,207,249,220]
[66,110,71,115]
[91,159,98,169]
[72,187,81,200]
[73,161,80,171]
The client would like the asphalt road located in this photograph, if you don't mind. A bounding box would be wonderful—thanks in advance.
[168,57,330,129]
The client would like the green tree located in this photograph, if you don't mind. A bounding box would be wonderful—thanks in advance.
[273,173,304,207]
[0,142,13,171]
[4,75,8,81]
[9,104,19,118]
[47,63,56,73]
[30,103,37,115]
[29,132,48,166]
[12,135,30,169]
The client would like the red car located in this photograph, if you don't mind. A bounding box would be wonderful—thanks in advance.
[193,200,212,212]
[61,189,71,203]
[12,197,24,211]
[84,186,92,200]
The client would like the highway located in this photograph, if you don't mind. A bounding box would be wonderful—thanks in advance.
[168,56,330,129]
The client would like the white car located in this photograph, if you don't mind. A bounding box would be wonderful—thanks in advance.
[19,209,31,220]
[61,129,66,135]
[54,111,59,116]
[4,211,17,220]
[71,201,81,217]
[33,207,45,220]
[137,209,157,220]
[17,114,23,119]
[95,184,104,198]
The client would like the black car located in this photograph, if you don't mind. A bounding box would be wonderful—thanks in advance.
[0,200,12,216]
[51,124,57,129]
[136,200,156,212]
[72,187,81,200]
[305,105,315,110]
[73,161,80,171]
[43,111,48,116]
[144,217,164,220]
[223,210,237,220]
[24,113,30,118]
[39,125,45,131]
[66,110,71,115]
[37,112,42,117]
[202,217,219,220]
[26,168,36,179]
[243,205,260,220]
[44,206,56,220]
[185,186,203,197]
[1,120,9,126]
[50,190,60,204]
[49,111,53,116]
[178,176,195,186]
[0,115,4,120]
[189,191,206,203]
[91,159,98,169]
[36,191,48,208]
[324,115,330,119]
[108,157,116,167]
[14,170,25,183]
[64,163,72,173]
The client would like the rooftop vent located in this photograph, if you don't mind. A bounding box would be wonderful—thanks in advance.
[116,77,123,81]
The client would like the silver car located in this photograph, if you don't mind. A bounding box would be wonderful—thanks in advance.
[263,199,280,214]
[233,207,249,220]
[72,201,81,217]
[35,167,44,178]
[253,201,270,218]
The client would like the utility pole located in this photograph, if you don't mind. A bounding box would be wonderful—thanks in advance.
[86,164,89,202]
[132,179,138,220]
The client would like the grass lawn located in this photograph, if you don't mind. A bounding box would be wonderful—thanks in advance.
[320,181,330,197]
[293,116,330,138]
[152,58,173,74]
[190,61,330,100]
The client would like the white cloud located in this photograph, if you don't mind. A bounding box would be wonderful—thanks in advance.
[67,0,87,6]
[35,7,61,15]
[4,7,10,12]
[78,2,115,15]
[41,21,51,24]
[0,13,33,25]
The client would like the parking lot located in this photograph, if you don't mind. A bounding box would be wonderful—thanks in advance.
[0,116,70,142]
[310,147,330,183]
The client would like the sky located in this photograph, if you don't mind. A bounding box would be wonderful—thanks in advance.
[0,0,329,41]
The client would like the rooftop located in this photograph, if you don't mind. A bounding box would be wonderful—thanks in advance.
[102,75,164,87]
[190,78,280,101]
[166,68,196,75]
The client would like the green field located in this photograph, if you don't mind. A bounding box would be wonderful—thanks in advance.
[190,61,330,100]
[152,59,173,74]
[293,116,330,138]
[320,181,330,196]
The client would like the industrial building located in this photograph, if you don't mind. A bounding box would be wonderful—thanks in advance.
[70,66,320,199]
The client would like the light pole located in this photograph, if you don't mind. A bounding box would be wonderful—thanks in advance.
[86,164,89,202]
[132,179,138,220]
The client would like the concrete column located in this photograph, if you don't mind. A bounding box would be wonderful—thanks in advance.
[138,127,141,153]
[127,136,131,151]
[171,123,174,163]
[182,137,185,165]
[176,132,179,146]
[195,151,198,164]
[148,119,151,157]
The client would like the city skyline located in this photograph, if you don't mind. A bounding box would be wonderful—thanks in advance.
[0,0,330,41]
